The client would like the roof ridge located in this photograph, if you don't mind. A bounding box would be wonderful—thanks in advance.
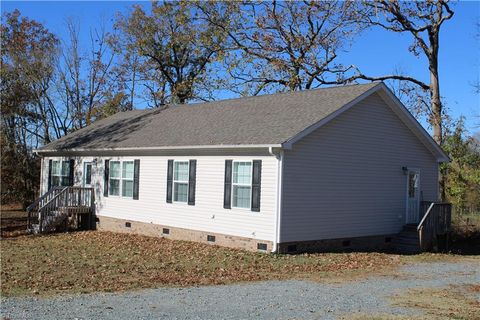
[163,81,382,109]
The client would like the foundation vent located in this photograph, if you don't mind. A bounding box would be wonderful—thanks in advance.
[207,235,216,242]
[287,245,297,253]
[162,228,170,235]
[125,222,132,228]
[257,243,267,251]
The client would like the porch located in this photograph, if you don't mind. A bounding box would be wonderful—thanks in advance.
[27,186,95,234]
[394,201,452,253]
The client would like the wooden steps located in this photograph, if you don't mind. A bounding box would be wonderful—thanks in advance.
[27,187,95,234]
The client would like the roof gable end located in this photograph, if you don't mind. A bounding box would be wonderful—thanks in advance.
[282,83,449,163]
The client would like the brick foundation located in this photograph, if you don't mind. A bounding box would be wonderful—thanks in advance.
[96,215,273,252]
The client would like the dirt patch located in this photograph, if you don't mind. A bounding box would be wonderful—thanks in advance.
[390,285,480,320]
[0,231,403,297]
[1,207,29,238]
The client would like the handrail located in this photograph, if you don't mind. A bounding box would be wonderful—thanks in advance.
[29,186,95,233]
[416,201,452,252]
[417,202,435,231]
[26,186,63,212]
[38,187,68,212]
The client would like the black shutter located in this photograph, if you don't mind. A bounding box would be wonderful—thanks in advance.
[188,160,196,205]
[133,159,140,200]
[224,160,232,209]
[69,159,75,186]
[166,160,173,203]
[104,160,110,197]
[48,159,53,190]
[251,160,262,212]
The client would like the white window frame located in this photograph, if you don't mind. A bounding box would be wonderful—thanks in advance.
[83,162,93,187]
[173,160,189,203]
[108,160,134,199]
[51,160,70,187]
[231,160,253,209]
[121,161,134,198]
[108,161,121,197]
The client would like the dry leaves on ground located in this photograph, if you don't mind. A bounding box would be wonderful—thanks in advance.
[1,231,401,297]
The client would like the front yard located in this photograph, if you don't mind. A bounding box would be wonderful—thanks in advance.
[1,231,406,297]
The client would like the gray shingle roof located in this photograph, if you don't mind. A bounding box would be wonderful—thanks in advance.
[40,82,380,151]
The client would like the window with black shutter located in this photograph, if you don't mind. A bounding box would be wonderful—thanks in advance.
[188,160,196,205]
[166,160,173,203]
[223,160,232,209]
[133,159,140,200]
[251,160,262,212]
[104,160,110,197]
[48,159,53,190]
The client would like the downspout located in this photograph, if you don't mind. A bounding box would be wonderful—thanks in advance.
[269,147,284,253]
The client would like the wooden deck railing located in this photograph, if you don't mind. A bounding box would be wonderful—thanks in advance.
[27,187,65,228]
[417,201,452,251]
[28,187,95,233]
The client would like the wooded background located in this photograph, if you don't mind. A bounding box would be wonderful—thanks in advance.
[1,0,479,213]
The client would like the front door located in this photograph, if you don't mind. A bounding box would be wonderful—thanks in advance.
[406,169,420,224]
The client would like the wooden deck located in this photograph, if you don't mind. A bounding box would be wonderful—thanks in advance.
[27,187,95,233]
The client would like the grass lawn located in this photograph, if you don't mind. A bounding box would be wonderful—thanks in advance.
[0,205,29,238]
[1,209,479,298]
[389,284,480,320]
[0,231,410,297]
[341,284,480,320]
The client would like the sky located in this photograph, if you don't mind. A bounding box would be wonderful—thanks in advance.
[2,0,480,134]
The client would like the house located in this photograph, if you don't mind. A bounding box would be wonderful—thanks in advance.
[33,82,449,253]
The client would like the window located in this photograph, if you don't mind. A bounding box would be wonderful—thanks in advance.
[173,161,189,202]
[408,172,419,198]
[109,161,134,198]
[83,162,92,186]
[232,161,252,208]
[122,161,134,197]
[109,161,121,196]
[51,160,70,187]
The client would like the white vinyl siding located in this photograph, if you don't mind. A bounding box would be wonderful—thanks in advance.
[280,93,439,242]
[232,161,252,209]
[173,161,189,203]
[40,153,277,242]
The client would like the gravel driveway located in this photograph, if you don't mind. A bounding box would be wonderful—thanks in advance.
[2,261,479,320]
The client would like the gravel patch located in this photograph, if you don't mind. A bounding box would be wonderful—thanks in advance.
[2,261,479,320]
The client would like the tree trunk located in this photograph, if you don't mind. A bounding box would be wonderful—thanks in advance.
[430,62,442,146]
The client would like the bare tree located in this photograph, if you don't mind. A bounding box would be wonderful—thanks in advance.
[58,18,116,129]
[199,0,359,96]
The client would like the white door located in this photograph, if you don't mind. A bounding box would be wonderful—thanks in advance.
[406,169,420,224]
